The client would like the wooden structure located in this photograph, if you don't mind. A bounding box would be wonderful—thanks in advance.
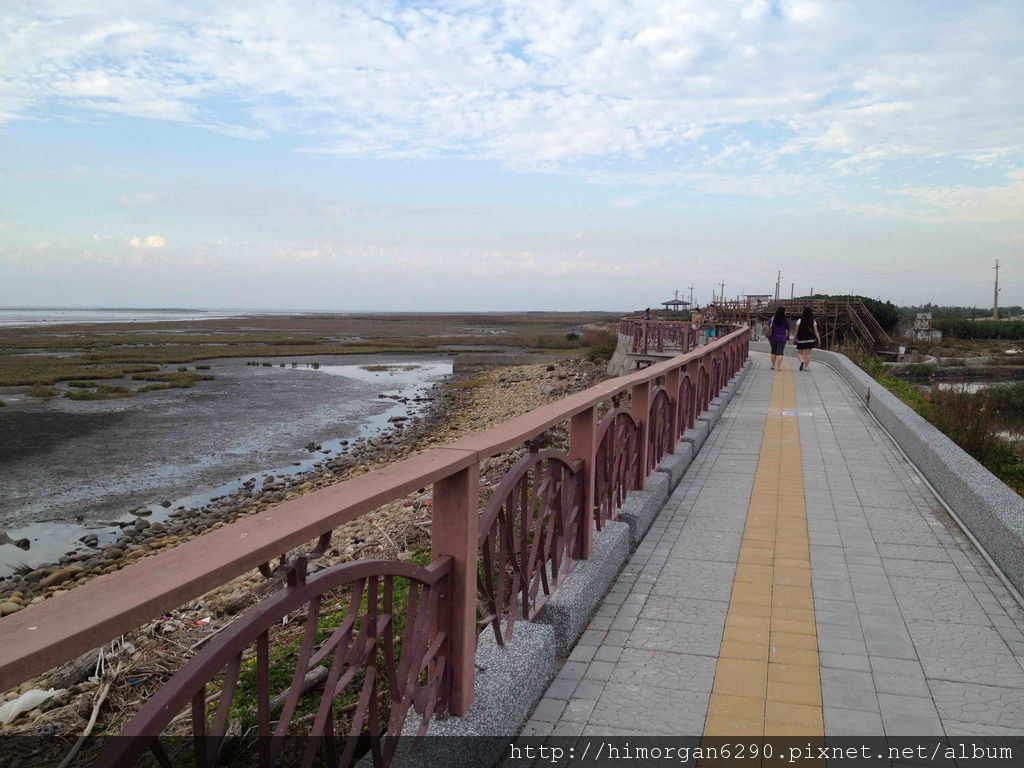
[713,297,894,350]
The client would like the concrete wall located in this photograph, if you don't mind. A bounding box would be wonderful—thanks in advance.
[752,341,1024,595]
[606,333,635,377]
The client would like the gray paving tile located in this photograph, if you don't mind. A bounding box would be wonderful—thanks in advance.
[588,682,708,735]
[906,621,1024,687]
[928,680,1024,730]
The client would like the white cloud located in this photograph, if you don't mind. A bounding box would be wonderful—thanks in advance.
[118,191,157,206]
[129,234,167,248]
[0,0,1020,181]
[893,170,1024,223]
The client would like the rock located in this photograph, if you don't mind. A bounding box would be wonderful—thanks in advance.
[159,500,171,508]
[133,507,152,517]
[0,602,20,616]
[134,519,150,531]
[38,570,74,589]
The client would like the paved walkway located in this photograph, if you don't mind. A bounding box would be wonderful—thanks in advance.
[523,353,1024,738]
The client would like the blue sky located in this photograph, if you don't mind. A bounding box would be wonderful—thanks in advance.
[1,0,1022,311]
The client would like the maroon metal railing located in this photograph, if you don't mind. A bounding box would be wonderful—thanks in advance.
[619,318,701,356]
[477,447,584,645]
[0,325,750,767]
[593,402,641,530]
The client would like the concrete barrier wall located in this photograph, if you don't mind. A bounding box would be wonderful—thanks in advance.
[752,341,1024,595]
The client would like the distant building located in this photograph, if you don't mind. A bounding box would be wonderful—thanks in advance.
[908,312,942,342]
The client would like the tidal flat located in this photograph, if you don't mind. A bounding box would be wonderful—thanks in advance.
[0,311,616,571]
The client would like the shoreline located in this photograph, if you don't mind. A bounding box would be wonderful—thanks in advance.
[0,362,457,609]
[0,356,605,614]
[0,356,607,751]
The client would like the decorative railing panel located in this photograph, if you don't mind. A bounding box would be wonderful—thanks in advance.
[96,558,452,768]
[677,375,695,437]
[647,387,675,473]
[477,449,584,645]
[594,406,641,529]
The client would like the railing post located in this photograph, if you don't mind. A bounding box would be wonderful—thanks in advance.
[569,406,597,559]
[665,367,681,453]
[432,463,479,717]
[642,321,649,355]
[631,380,651,481]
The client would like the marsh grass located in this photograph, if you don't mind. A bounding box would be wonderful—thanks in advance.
[133,371,216,391]
[65,384,134,401]
[0,312,620,389]
[27,384,59,398]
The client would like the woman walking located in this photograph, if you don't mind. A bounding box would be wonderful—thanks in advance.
[766,306,790,371]
[794,306,822,371]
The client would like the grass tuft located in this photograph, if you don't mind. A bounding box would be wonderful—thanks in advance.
[65,384,134,400]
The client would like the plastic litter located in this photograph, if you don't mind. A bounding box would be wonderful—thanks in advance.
[0,688,66,724]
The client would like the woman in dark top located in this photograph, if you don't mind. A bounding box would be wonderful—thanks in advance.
[794,306,822,371]
[766,306,790,371]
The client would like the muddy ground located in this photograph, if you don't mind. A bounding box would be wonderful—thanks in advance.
[0,354,451,567]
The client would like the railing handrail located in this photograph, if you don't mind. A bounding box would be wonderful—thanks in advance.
[0,326,749,694]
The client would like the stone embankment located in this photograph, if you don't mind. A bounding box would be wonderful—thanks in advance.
[0,357,605,741]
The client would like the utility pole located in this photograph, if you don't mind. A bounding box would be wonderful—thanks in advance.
[994,259,1001,320]
[688,284,694,307]
[775,270,782,301]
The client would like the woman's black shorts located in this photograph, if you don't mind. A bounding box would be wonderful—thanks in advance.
[795,340,817,350]
[769,340,787,355]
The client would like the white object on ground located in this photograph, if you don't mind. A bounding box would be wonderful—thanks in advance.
[0,688,66,724]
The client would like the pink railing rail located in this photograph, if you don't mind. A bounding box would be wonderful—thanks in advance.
[0,325,749,766]
[619,317,713,356]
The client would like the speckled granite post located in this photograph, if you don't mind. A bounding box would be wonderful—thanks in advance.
[535,521,631,657]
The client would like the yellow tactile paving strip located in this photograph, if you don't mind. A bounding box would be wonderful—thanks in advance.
[704,361,824,738]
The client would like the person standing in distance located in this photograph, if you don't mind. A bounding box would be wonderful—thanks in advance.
[766,306,790,371]
[794,306,822,371]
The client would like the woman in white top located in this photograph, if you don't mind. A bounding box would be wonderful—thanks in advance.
[793,306,822,371]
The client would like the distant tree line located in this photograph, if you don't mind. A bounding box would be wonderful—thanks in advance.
[898,304,1024,340]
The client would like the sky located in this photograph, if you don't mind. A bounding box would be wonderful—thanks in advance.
[1,0,1022,312]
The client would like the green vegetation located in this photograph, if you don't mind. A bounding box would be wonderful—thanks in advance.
[194,364,211,370]
[898,362,937,378]
[988,382,1024,412]
[227,550,432,753]
[582,328,617,362]
[935,318,1024,341]
[854,355,1024,495]
[856,356,929,417]
[27,384,59,398]
[65,384,133,401]
[131,371,215,391]
[0,312,621,397]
